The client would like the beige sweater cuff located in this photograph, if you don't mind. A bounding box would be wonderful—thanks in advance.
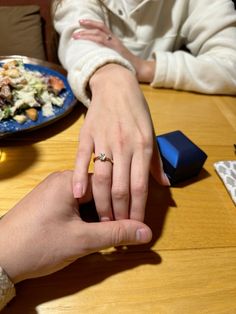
[0,266,16,311]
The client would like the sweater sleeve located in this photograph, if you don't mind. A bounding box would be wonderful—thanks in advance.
[53,0,135,107]
[151,0,236,95]
[0,266,15,311]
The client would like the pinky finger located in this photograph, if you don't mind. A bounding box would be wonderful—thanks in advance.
[150,137,170,186]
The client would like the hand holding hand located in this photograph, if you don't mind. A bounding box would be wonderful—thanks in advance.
[0,171,152,284]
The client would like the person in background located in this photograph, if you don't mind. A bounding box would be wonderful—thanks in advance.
[0,171,152,310]
[53,0,236,224]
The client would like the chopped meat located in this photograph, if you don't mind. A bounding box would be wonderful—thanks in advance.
[0,85,12,100]
[48,76,65,94]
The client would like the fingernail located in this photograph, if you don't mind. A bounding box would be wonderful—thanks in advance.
[163,173,171,186]
[100,217,111,222]
[136,228,151,243]
[159,157,171,186]
[73,182,83,198]
[72,32,81,39]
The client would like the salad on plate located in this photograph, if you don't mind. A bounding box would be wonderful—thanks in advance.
[0,59,65,124]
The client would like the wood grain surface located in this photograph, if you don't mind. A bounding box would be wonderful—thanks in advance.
[1,87,236,313]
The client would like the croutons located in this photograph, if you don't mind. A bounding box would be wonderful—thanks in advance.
[13,114,27,124]
[25,108,38,121]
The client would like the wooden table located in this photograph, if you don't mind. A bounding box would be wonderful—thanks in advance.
[1,87,236,313]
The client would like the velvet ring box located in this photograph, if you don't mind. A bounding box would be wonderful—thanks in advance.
[156,130,207,185]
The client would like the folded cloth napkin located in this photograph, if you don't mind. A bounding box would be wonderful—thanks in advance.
[214,161,236,205]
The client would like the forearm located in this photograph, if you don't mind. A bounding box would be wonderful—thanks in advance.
[151,50,236,95]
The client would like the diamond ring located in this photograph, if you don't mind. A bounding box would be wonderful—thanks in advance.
[93,153,113,164]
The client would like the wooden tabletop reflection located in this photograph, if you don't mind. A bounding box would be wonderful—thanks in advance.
[1,86,236,313]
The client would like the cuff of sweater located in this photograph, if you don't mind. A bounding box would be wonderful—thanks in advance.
[151,51,174,89]
[0,266,16,311]
[67,51,135,107]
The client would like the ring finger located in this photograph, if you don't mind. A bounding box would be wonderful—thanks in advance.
[92,150,114,221]
[111,152,131,220]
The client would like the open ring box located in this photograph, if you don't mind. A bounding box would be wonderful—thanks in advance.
[156,130,207,185]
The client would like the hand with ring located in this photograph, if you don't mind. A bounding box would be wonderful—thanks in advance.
[73,64,170,222]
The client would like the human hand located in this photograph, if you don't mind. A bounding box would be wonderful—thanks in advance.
[72,19,155,83]
[73,64,170,223]
[0,171,152,284]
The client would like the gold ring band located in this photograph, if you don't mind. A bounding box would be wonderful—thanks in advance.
[93,153,113,164]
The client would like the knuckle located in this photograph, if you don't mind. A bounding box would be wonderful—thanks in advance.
[136,134,153,158]
[112,123,128,152]
[144,144,153,159]
[132,181,148,196]
[94,171,111,186]
[137,132,152,149]
[99,38,106,45]
[45,171,62,184]
[54,170,73,183]
[77,146,89,159]
[116,135,128,150]
[112,186,129,201]
[94,29,101,36]
[77,145,91,161]
[44,171,72,191]
[111,224,126,246]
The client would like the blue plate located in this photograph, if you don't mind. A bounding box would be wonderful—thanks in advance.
[0,59,77,138]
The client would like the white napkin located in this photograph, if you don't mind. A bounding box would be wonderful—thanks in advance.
[214,161,236,205]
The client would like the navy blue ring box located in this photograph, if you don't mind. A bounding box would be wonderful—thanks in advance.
[156,130,207,185]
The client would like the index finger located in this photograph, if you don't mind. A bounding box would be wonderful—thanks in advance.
[79,19,110,34]
[73,134,94,198]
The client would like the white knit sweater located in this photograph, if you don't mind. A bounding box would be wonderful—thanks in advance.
[54,0,236,106]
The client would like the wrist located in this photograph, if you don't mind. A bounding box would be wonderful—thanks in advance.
[89,63,137,94]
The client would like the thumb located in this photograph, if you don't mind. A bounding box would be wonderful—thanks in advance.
[80,220,152,253]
